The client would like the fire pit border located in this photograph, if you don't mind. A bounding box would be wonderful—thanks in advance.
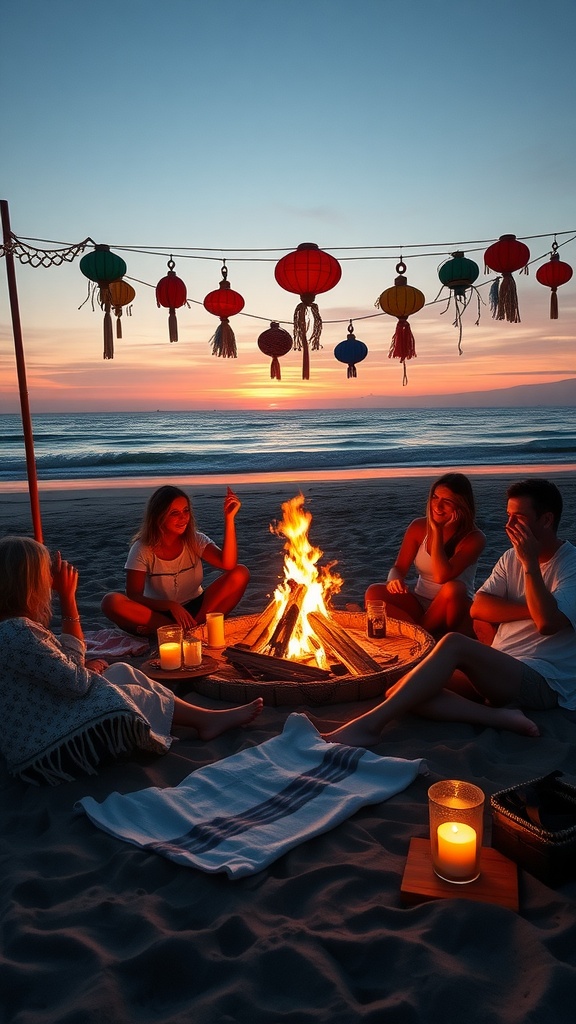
[191,611,435,707]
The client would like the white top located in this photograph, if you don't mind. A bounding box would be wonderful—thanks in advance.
[477,541,576,709]
[413,537,478,602]
[125,534,212,603]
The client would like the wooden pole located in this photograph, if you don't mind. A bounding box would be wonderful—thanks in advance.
[1,199,43,542]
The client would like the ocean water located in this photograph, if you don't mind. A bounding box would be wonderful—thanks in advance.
[1,407,575,482]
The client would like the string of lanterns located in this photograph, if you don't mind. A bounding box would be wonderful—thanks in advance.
[3,227,574,385]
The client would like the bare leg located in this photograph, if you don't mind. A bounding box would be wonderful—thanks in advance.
[195,564,250,623]
[422,580,473,636]
[323,633,537,745]
[101,592,173,635]
[171,695,264,740]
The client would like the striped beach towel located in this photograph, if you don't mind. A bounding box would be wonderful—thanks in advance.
[75,714,426,878]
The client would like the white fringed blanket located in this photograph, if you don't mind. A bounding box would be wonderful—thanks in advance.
[75,714,426,878]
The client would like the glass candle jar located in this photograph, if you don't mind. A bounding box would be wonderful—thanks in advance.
[157,625,183,670]
[428,779,485,883]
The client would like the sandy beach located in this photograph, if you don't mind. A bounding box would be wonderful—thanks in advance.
[2,470,576,1022]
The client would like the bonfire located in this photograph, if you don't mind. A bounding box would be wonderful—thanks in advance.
[223,494,384,683]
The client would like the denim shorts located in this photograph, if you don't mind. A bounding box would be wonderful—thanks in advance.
[517,662,559,711]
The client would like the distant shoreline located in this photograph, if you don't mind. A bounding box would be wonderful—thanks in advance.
[1,462,576,495]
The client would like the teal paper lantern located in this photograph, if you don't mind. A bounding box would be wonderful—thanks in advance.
[79,245,128,359]
[438,251,479,297]
[437,250,481,355]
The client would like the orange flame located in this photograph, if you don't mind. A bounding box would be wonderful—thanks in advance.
[269,493,343,666]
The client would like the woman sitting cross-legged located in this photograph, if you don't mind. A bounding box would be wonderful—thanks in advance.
[0,536,263,785]
[366,473,486,637]
[101,484,249,637]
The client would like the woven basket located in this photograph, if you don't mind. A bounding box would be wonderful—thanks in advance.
[192,610,434,707]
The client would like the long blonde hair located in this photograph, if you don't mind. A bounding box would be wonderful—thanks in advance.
[0,536,53,625]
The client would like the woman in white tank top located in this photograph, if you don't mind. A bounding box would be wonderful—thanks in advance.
[366,473,486,637]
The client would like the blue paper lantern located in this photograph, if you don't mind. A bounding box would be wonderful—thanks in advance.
[334,323,368,378]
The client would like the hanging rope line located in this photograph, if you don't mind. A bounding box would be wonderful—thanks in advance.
[1,227,575,330]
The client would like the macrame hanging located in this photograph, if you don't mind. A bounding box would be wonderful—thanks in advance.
[536,241,573,319]
[155,258,188,342]
[484,234,530,323]
[79,244,127,358]
[274,242,341,380]
[257,321,293,379]
[203,262,245,357]
[376,261,425,385]
[334,321,368,378]
[436,251,481,354]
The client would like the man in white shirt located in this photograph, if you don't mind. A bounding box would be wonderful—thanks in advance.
[324,479,576,745]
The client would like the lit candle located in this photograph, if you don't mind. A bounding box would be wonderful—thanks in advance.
[206,612,225,648]
[436,821,477,880]
[159,641,182,671]
[183,637,202,668]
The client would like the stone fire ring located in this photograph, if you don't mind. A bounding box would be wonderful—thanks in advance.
[192,610,435,707]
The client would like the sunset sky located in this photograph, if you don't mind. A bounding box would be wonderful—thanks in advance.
[1,0,575,412]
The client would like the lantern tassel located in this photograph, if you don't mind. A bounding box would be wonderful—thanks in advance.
[495,273,521,323]
[103,306,114,359]
[388,318,416,386]
[168,309,178,343]
[116,313,123,339]
[347,364,357,378]
[293,302,322,380]
[550,289,559,320]
[270,356,281,380]
[489,278,500,317]
[210,319,237,358]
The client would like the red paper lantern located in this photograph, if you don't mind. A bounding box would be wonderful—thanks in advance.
[484,234,530,323]
[376,262,425,386]
[257,321,293,379]
[536,246,573,319]
[203,264,245,358]
[274,242,341,379]
[101,279,136,339]
[156,258,188,343]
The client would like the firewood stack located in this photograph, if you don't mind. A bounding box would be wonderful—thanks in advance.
[223,587,383,682]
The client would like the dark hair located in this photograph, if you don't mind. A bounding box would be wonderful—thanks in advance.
[507,478,563,531]
[133,486,199,550]
[427,472,477,549]
[0,536,53,625]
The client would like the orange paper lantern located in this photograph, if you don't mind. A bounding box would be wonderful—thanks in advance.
[376,262,425,385]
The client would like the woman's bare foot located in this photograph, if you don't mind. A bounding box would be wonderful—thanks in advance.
[491,707,540,737]
[321,719,382,748]
[194,698,264,741]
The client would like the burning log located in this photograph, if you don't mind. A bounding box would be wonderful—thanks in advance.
[223,645,332,682]
[308,612,382,677]
[265,584,306,659]
[241,598,280,650]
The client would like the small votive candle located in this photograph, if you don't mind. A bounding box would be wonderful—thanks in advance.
[428,779,484,884]
[206,611,225,648]
[159,642,182,671]
[157,625,183,671]
[183,633,203,668]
